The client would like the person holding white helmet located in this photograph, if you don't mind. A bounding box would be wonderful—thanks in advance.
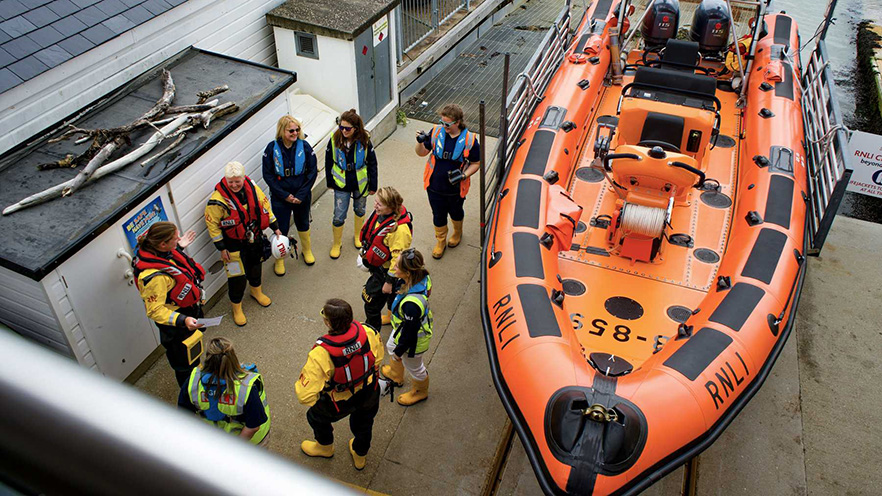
[205,161,283,327]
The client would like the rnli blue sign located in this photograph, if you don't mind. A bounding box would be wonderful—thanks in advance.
[123,197,168,250]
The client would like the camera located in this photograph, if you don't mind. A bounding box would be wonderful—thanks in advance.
[448,169,465,185]
[416,131,430,144]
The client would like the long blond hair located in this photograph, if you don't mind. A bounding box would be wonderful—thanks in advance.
[275,115,303,140]
[201,337,247,400]
[137,221,177,254]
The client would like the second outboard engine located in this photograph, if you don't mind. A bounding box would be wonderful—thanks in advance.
[641,0,680,49]
[690,0,731,58]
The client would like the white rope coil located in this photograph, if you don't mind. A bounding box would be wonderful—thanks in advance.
[621,203,666,238]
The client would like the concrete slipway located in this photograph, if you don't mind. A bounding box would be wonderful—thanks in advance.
[135,121,882,495]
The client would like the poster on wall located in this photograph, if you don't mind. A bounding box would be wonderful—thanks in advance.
[123,197,168,250]
[847,130,882,199]
[373,16,388,46]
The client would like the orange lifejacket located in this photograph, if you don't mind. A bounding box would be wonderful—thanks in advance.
[213,176,270,241]
[314,321,377,393]
[133,248,205,308]
[423,125,476,198]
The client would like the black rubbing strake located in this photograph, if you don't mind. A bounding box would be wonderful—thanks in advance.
[591,0,614,19]
[773,15,792,48]
[709,283,766,331]
[522,130,555,176]
[663,327,733,381]
[765,175,794,228]
[513,179,541,229]
[517,284,562,337]
[775,62,794,100]
[513,232,545,279]
[742,228,788,284]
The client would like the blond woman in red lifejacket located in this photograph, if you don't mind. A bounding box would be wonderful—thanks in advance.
[414,104,481,259]
[133,221,205,387]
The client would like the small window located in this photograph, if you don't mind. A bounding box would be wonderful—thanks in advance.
[296,32,319,59]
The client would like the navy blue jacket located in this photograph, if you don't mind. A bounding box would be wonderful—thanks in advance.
[262,139,318,203]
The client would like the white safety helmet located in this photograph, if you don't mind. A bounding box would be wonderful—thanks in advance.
[270,234,290,259]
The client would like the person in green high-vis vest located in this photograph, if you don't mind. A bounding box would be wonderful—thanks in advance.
[178,337,271,446]
[325,109,378,260]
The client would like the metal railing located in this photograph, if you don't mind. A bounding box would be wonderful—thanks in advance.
[479,1,572,237]
[801,37,852,256]
[395,0,471,62]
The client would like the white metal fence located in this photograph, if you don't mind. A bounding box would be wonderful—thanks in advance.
[395,0,471,61]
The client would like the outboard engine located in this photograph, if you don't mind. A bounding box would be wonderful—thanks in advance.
[641,0,680,49]
[690,0,731,58]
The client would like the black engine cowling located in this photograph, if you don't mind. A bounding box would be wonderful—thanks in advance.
[690,0,731,56]
[641,0,680,49]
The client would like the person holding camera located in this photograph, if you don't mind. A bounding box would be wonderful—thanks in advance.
[262,115,318,273]
[414,104,481,259]
[326,109,378,260]
[205,161,283,326]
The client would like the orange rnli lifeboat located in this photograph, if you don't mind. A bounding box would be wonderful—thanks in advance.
[481,0,849,494]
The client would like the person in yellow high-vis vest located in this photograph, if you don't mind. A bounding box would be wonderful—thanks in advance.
[205,161,282,327]
[414,104,481,259]
[326,109,378,260]
[179,337,271,446]
[380,248,433,406]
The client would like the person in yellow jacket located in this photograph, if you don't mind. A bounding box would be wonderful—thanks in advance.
[358,187,413,330]
[179,337,271,446]
[205,161,283,326]
[380,248,433,406]
[296,299,384,470]
[132,221,205,387]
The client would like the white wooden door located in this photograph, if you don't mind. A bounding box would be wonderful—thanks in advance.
[58,191,178,380]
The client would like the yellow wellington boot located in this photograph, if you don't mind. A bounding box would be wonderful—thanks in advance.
[349,439,366,470]
[231,302,247,327]
[448,220,464,248]
[298,230,315,266]
[398,374,429,406]
[380,358,405,386]
[250,286,271,307]
[353,215,365,249]
[273,258,286,276]
[300,440,334,458]
[381,310,392,325]
[330,224,344,259]
[433,225,448,259]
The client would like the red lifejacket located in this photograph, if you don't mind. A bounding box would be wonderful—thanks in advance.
[133,247,205,308]
[359,206,414,268]
[314,321,376,392]
[213,176,270,241]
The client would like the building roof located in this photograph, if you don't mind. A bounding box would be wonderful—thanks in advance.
[266,0,400,41]
[0,0,189,94]
[0,47,295,280]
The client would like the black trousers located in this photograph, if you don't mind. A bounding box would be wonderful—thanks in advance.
[156,305,203,387]
[427,189,465,227]
[306,382,380,456]
[228,242,264,303]
[271,195,311,235]
[362,267,391,331]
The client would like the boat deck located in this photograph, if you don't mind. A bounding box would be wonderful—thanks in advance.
[559,66,743,366]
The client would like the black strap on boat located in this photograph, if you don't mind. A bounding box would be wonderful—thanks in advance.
[565,375,617,494]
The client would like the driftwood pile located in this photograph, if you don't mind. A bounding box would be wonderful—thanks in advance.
[2,70,238,216]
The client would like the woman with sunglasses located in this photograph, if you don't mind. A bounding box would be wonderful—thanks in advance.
[326,109,378,260]
[359,187,412,331]
[262,115,318,273]
[380,248,433,405]
[414,103,481,259]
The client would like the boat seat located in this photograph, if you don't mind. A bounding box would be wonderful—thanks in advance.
[639,112,684,153]
[658,40,703,73]
[632,67,718,103]
[609,144,702,206]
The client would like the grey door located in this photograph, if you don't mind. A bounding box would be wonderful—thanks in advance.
[354,28,377,121]
[373,20,392,118]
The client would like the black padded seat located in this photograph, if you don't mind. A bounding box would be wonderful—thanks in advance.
[633,67,717,98]
[640,112,684,152]
[660,39,701,72]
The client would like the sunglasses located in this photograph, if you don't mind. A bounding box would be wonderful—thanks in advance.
[287,128,300,133]
[339,125,354,131]
[439,120,454,127]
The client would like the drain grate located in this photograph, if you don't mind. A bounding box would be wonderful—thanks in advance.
[715,135,736,148]
[561,279,586,296]
[605,296,644,320]
[700,191,733,209]
[694,248,721,264]
[575,167,604,183]
[667,305,693,323]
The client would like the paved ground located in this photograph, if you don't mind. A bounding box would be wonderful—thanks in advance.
[400,0,568,136]
[134,121,508,495]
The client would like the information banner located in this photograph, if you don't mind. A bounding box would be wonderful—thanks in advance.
[123,197,168,250]
[847,130,882,198]
[373,17,388,46]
